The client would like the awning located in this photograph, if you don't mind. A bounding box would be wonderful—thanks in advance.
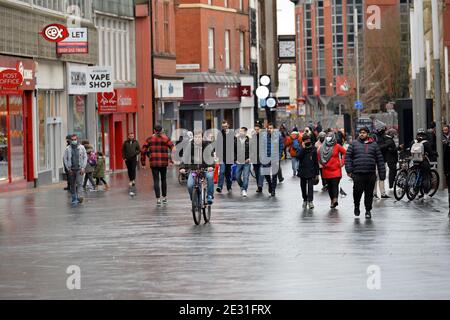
[179,73,240,84]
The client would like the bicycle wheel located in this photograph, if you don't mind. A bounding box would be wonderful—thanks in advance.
[192,187,202,225]
[406,170,419,201]
[428,169,440,197]
[178,172,187,185]
[393,169,407,201]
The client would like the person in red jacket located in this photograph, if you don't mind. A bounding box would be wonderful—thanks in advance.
[318,134,346,209]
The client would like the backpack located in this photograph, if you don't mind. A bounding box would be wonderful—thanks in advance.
[88,152,97,166]
[411,141,425,162]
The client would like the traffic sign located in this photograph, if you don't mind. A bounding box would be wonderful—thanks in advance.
[354,100,363,110]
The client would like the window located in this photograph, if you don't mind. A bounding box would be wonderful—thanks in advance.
[208,0,212,4]
[224,0,228,7]
[155,2,159,52]
[95,16,133,82]
[225,30,231,70]
[239,0,243,10]
[208,28,215,69]
[239,32,245,70]
[164,2,170,53]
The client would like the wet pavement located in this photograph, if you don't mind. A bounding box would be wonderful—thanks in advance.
[1,161,450,299]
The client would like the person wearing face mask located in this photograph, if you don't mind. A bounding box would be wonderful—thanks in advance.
[345,127,386,219]
[63,134,72,192]
[297,134,319,209]
[318,134,346,208]
[63,134,88,205]
[234,127,251,197]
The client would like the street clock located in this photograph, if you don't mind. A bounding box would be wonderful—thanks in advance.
[278,35,296,63]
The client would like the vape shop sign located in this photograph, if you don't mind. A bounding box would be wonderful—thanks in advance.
[68,64,113,94]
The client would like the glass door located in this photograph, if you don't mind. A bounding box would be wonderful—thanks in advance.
[9,95,24,181]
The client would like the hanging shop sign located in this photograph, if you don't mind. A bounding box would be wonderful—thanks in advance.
[68,64,113,94]
[40,24,69,43]
[57,28,88,54]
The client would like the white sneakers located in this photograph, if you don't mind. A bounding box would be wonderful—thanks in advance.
[241,190,247,197]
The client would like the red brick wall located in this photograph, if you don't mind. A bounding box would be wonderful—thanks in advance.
[175,1,250,74]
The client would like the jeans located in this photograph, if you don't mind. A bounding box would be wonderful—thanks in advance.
[300,177,314,202]
[187,171,214,200]
[236,163,251,191]
[291,157,299,175]
[326,177,341,201]
[353,173,377,211]
[218,163,232,190]
[68,169,82,203]
[253,164,264,188]
[151,167,167,198]
[125,158,137,182]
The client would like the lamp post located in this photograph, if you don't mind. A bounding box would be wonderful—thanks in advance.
[431,0,444,189]
[354,8,360,119]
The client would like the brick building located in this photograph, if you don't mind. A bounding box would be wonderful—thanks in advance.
[175,0,252,131]
[293,0,402,128]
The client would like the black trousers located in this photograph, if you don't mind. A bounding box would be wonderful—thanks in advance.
[277,162,284,181]
[326,177,341,200]
[151,167,168,198]
[265,174,278,193]
[300,177,314,202]
[320,168,327,187]
[96,178,108,186]
[83,172,95,188]
[353,173,377,211]
[387,162,397,189]
[125,158,137,181]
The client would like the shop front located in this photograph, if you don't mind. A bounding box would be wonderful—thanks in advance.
[180,81,241,133]
[154,78,183,141]
[0,55,35,191]
[35,60,65,185]
[97,87,137,171]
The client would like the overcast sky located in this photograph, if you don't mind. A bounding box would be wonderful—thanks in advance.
[277,0,295,35]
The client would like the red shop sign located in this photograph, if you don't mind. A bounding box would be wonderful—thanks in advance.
[40,24,69,43]
[97,88,137,114]
[0,69,23,89]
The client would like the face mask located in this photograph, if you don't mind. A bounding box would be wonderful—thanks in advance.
[71,140,78,145]
[326,137,332,143]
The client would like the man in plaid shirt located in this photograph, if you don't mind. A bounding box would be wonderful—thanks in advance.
[141,125,175,206]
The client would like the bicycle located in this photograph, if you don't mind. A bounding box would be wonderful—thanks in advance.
[393,156,411,201]
[178,170,188,185]
[405,159,440,201]
[190,168,212,225]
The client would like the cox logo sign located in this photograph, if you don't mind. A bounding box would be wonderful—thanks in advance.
[40,24,69,43]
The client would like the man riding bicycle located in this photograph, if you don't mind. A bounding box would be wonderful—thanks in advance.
[410,128,436,193]
[179,130,215,205]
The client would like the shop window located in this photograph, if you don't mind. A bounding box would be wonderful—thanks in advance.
[70,95,87,140]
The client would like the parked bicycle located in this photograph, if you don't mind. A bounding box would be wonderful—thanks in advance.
[393,156,411,201]
[190,168,212,225]
[405,160,439,201]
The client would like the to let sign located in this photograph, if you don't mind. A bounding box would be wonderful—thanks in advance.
[87,67,113,92]
[57,27,88,54]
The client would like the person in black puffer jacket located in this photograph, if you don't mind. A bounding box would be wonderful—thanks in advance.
[297,134,319,210]
[345,126,386,219]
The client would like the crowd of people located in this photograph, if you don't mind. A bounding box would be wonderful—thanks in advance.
[64,119,450,219]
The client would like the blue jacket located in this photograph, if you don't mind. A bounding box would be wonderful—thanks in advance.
[345,137,386,180]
